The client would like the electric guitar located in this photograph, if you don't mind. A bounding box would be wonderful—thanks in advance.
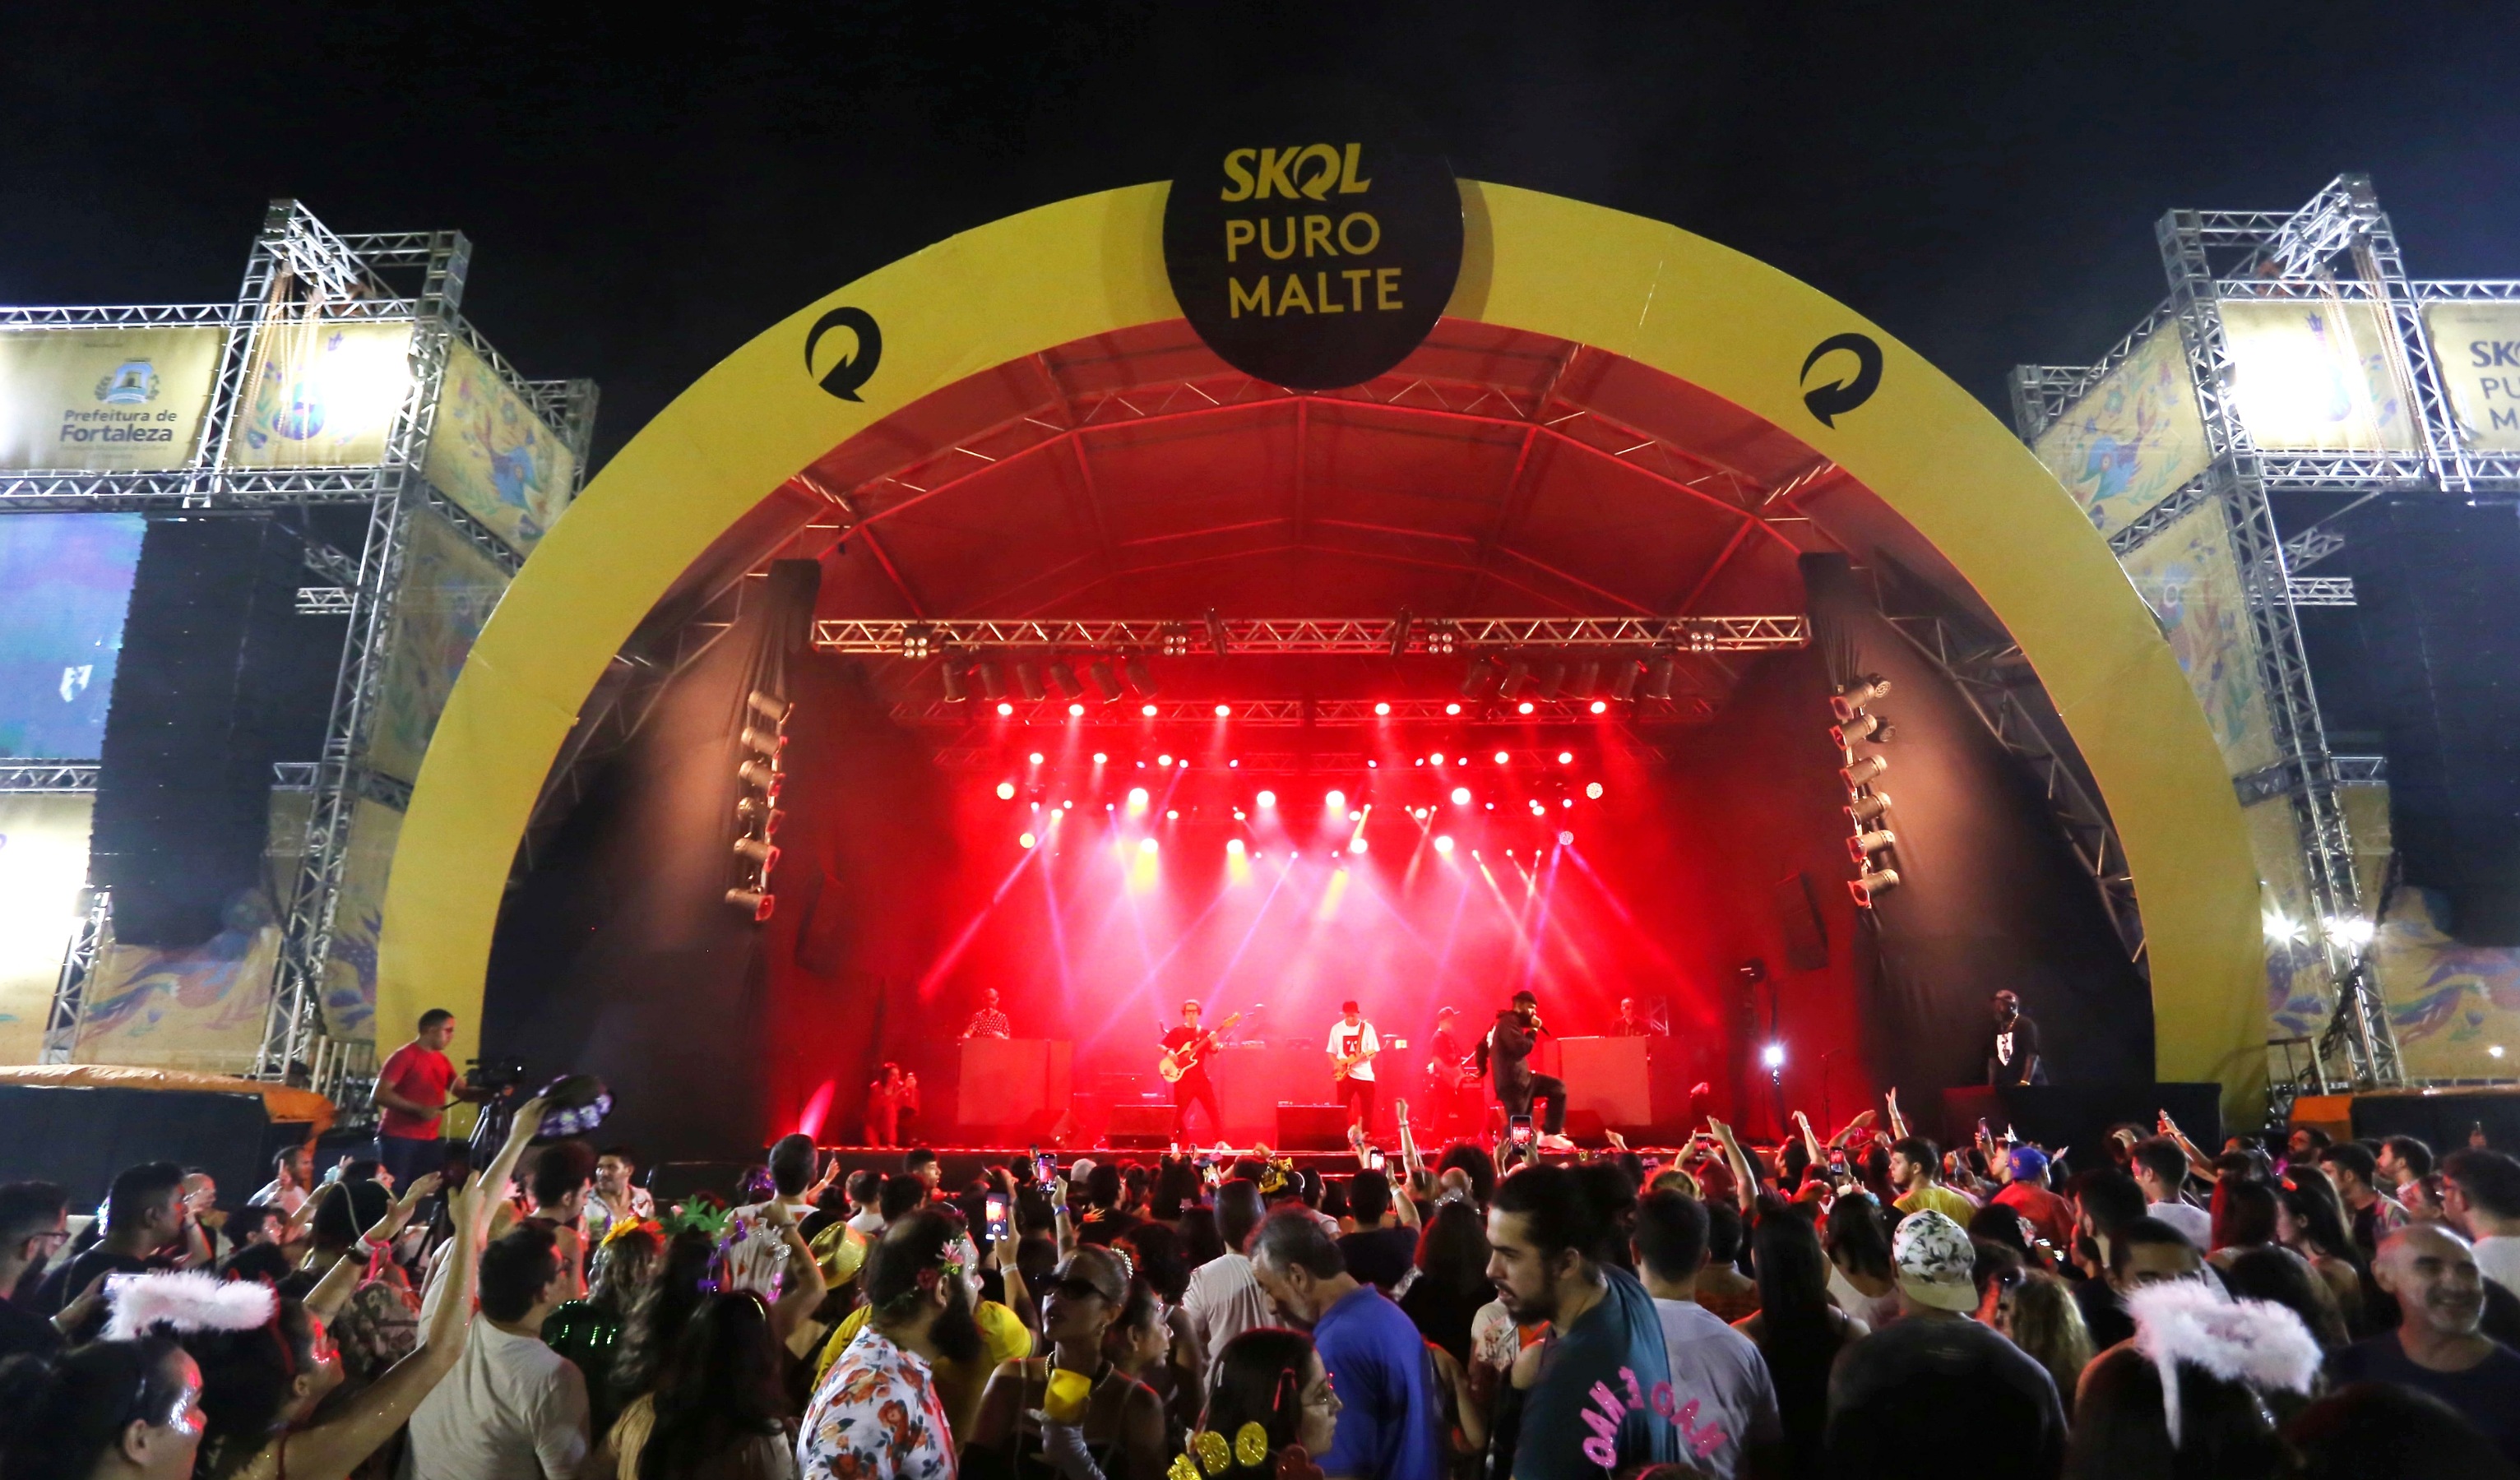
[1332,1030,1378,1080]
[1158,1012,1241,1082]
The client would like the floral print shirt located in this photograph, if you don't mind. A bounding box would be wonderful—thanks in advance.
[798,1325,957,1480]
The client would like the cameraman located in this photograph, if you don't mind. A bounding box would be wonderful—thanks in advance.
[371,1007,489,1188]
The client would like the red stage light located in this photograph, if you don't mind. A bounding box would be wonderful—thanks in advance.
[1142,703,1158,717]
[1166,808,1179,820]
[1229,759,1239,768]
[1158,753,1172,766]
[1434,835,1455,854]
[1431,752,1447,765]
[1093,752,1109,764]
[1558,751,1573,764]
[1019,831,1038,849]
[1367,760,1378,768]
[1139,837,1159,853]
[1374,701,1391,716]
[1494,751,1509,765]
[1214,704,1231,718]
[1559,830,1574,845]
[997,701,1014,716]
[1445,702,1462,715]
[1028,752,1044,765]
[1451,786,1471,804]
[1348,810,1363,821]
[1590,700,1608,715]
[1326,789,1346,812]
[1350,838,1368,854]
[1128,786,1150,807]
[1257,789,1276,808]
[1586,782,1605,799]
[1518,701,1535,715]
[1069,702,1086,717]
[996,781,1016,799]
[1227,838,1245,854]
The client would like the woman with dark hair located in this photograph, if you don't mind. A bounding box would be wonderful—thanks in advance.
[550,1222,665,1437]
[1435,1143,1496,1205]
[1176,1208,1225,1270]
[1105,1279,1188,1450]
[1113,1227,1204,1437]
[0,1336,202,1480]
[1398,1199,1491,1367]
[1733,1200,1866,1480]
[2279,1172,2372,1337]
[608,1292,794,1478]
[1193,1328,1341,1478]
[2218,1246,2352,1352]
[2212,1177,2282,1257]
[1821,1194,1901,1330]
[613,1228,721,1409]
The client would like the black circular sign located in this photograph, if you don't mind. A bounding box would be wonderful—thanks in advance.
[1162,95,1462,391]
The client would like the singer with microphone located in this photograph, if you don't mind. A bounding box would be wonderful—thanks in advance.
[1480,988,1573,1149]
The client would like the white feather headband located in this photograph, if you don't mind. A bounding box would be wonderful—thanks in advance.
[2126,1279,2323,1445]
[104,1270,277,1340]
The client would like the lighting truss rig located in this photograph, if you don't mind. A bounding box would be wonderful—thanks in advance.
[814,615,1809,655]
[892,696,1714,727]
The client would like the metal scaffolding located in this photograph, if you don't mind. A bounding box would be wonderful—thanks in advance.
[6,199,593,1084]
[813,614,1808,655]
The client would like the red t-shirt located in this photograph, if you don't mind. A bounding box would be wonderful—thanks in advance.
[376,1043,456,1140]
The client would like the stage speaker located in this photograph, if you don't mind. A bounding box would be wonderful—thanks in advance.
[2358,499,2520,943]
[1275,1103,1350,1150]
[1772,872,1830,972]
[90,516,314,946]
[1107,1105,1174,1149]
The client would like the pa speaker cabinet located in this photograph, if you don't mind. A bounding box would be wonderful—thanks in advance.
[1276,1103,1349,1150]
[1107,1105,1174,1149]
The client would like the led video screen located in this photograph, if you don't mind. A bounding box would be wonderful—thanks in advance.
[0,513,146,758]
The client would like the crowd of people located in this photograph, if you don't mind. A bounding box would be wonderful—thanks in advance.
[7,1089,2520,1478]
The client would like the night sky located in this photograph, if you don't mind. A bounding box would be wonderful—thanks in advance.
[7,3,2514,467]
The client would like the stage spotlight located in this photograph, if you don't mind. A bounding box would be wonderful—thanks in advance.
[747,690,791,723]
[1178,758,1189,768]
[1832,676,1892,724]
[1048,659,1081,699]
[1092,752,1108,765]
[1517,701,1536,715]
[1069,701,1086,717]
[1015,662,1046,703]
[1831,710,1886,749]
[1498,658,1531,700]
[1128,786,1150,810]
[996,781,1017,800]
[1849,866,1900,907]
[1167,809,1179,820]
[1840,755,1888,787]
[1445,702,1462,715]
[1431,752,1447,765]
[1374,701,1392,716]
[1559,830,1573,845]
[1029,752,1044,765]
[1434,835,1455,854]
[1389,608,1414,660]
[997,701,1014,716]
[1348,810,1363,821]
[1257,789,1277,808]
[1158,753,1173,766]
[940,662,968,703]
[1611,659,1642,702]
[1141,703,1159,718]
[1215,703,1231,718]
[1760,1042,1785,1070]
[740,726,784,758]
[1494,751,1509,765]
[1561,798,1572,808]
[736,795,779,829]
[1139,836,1159,853]
[725,888,775,922]
[1206,607,1231,655]
[1847,828,1896,861]
[1590,700,1608,715]
[1461,656,1500,698]
[1089,660,1122,702]
[1020,831,1038,849]
[976,662,1006,701]
[1124,653,1158,696]
[1229,759,1239,768]
[1227,838,1245,854]
[1846,793,1892,825]
[739,759,782,794]
[1350,838,1368,854]
[1326,789,1347,812]
[1646,653,1678,701]
[1451,786,1471,804]
[732,836,781,868]
[1558,751,1573,765]
[1585,782,1604,799]
[2323,915,2376,948]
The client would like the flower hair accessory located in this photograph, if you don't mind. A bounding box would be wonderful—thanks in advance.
[1257,1158,1295,1196]
[105,1270,276,1339]
[599,1216,660,1251]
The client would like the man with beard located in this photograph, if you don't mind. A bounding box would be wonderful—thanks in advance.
[2330,1223,2520,1464]
[801,1208,980,1480]
[1248,1209,1445,1480]
[1485,1163,1679,1478]
[1484,992,1573,1152]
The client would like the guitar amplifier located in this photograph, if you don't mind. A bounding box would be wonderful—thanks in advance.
[1276,1104,1350,1150]
[1108,1105,1174,1149]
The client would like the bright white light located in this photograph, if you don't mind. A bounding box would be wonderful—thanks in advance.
[1069,702,1086,717]
[1530,802,1546,815]
[1257,789,1276,808]
[1229,759,1239,769]
[1031,801,1040,812]
[1494,752,1509,765]
[1028,752,1045,765]
[1018,831,1037,849]
[1450,786,1471,805]
[1128,787,1150,808]
[1431,752,1447,765]
[1434,835,1455,854]
[997,701,1014,716]
[1092,752,1108,765]
[1445,703,1461,715]
[2323,915,2376,947]
[1558,752,1573,765]
[1561,798,1573,809]
[1760,1043,1786,1070]
[1366,760,1377,769]
[2263,911,2305,945]
[1590,700,1607,715]
[1348,810,1363,822]
[1227,838,1246,854]
[2495,1045,2508,1060]
[1559,830,1573,845]
[1166,809,1179,820]
[1140,837,1159,853]
[1349,839,1368,854]
[996,781,1017,800]
[1585,782,1604,799]
[1158,753,1172,767]
[1215,704,1231,718]
[1413,807,1429,820]
[1374,701,1392,716]
[1326,789,1347,812]
[1179,758,1189,768]
[1233,809,1247,820]
[1518,701,1535,715]
[1142,703,1158,717]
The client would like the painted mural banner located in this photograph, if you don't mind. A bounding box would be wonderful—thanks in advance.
[0,325,223,471]
[424,340,578,554]
[228,318,413,469]
[317,798,401,1043]
[2031,329,2212,539]
[2218,300,2417,454]
[2421,302,2520,451]
[2117,497,2278,777]
[369,509,511,784]
[72,890,281,1069]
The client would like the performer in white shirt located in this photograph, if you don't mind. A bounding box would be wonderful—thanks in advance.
[1327,1000,1380,1134]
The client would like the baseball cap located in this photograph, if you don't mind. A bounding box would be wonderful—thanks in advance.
[1892,1210,1977,1311]
[2008,1146,2050,1182]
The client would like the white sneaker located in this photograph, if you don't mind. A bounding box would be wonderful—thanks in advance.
[1538,1132,1577,1152]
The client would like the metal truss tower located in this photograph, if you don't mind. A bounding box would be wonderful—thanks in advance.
[2012,175,2443,1089]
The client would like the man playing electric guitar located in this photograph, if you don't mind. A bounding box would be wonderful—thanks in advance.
[1159,999,1228,1143]
[1327,1000,1381,1134]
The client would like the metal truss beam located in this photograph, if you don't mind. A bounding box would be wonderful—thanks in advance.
[816,615,1808,655]
[0,761,101,793]
[39,890,111,1063]
[0,466,393,511]
[892,696,1711,728]
[0,303,234,327]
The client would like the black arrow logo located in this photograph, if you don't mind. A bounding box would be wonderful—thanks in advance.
[1799,332,1883,428]
[805,307,883,402]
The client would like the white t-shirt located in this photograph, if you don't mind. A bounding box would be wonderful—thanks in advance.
[1651,1297,1781,1480]
[401,1320,589,1480]
[1182,1252,1277,1373]
[1327,1020,1380,1082]
[2148,1199,2213,1251]
[2475,1235,2520,1293]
